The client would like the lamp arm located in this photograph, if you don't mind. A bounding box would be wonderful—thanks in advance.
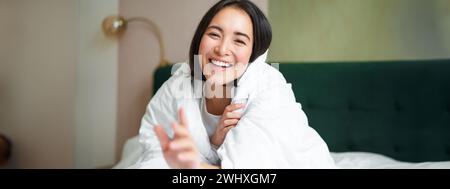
[127,17,169,67]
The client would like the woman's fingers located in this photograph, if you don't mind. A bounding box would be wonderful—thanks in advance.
[177,151,197,161]
[154,125,170,151]
[155,110,200,169]
[169,138,195,151]
[224,111,241,119]
[223,125,235,133]
[177,151,201,168]
[168,128,200,169]
[224,103,245,114]
[223,119,239,127]
[172,122,191,139]
[208,103,244,147]
[178,107,189,128]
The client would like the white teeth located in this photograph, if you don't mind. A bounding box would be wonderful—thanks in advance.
[211,59,232,68]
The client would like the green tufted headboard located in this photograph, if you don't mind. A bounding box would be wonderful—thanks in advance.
[152,60,450,162]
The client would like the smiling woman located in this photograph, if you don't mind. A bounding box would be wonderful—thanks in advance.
[131,0,336,169]
[198,7,254,86]
[190,0,271,87]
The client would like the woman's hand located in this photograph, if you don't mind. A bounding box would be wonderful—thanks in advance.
[210,103,245,147]
[154,108,201,169]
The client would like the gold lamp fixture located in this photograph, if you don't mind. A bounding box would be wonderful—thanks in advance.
[102,15,169,67]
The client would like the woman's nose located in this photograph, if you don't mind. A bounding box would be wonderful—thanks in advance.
[214,41,231,56]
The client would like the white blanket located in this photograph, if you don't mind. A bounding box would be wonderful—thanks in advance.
[116,136,450,169]
[129,53,336,169]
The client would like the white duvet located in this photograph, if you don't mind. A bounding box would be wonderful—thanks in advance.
[129,52,336,169]
[115,136,450,169]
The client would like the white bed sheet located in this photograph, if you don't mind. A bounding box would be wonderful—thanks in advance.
[331,152,450,169]
[114,136,450,169]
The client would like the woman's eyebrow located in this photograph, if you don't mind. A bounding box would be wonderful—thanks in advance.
[235,32,250,41]
[207,25,223,32]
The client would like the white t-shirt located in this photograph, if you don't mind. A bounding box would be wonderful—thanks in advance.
[200,97,221,138]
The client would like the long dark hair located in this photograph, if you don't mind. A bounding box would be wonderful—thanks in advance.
[189,0,272,77]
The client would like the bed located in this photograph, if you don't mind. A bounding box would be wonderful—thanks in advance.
[115,59,450,168]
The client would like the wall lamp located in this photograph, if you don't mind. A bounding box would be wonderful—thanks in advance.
[102,15,169,67]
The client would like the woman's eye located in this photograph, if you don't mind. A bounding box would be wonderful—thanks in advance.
[235,39,246,46]
[208,33,220,39]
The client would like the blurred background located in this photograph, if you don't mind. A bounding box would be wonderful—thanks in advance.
[1,0,450,168]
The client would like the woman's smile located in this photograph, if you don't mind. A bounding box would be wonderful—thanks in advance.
[209,58,233,72]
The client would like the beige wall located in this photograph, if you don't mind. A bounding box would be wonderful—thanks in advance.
[0,0,76,168]
[117,0,267,160]
[269,0,450,62]
[75,0,119,169]
[0,0,119,168]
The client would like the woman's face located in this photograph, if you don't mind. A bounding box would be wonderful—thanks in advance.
[198,7,253,85]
